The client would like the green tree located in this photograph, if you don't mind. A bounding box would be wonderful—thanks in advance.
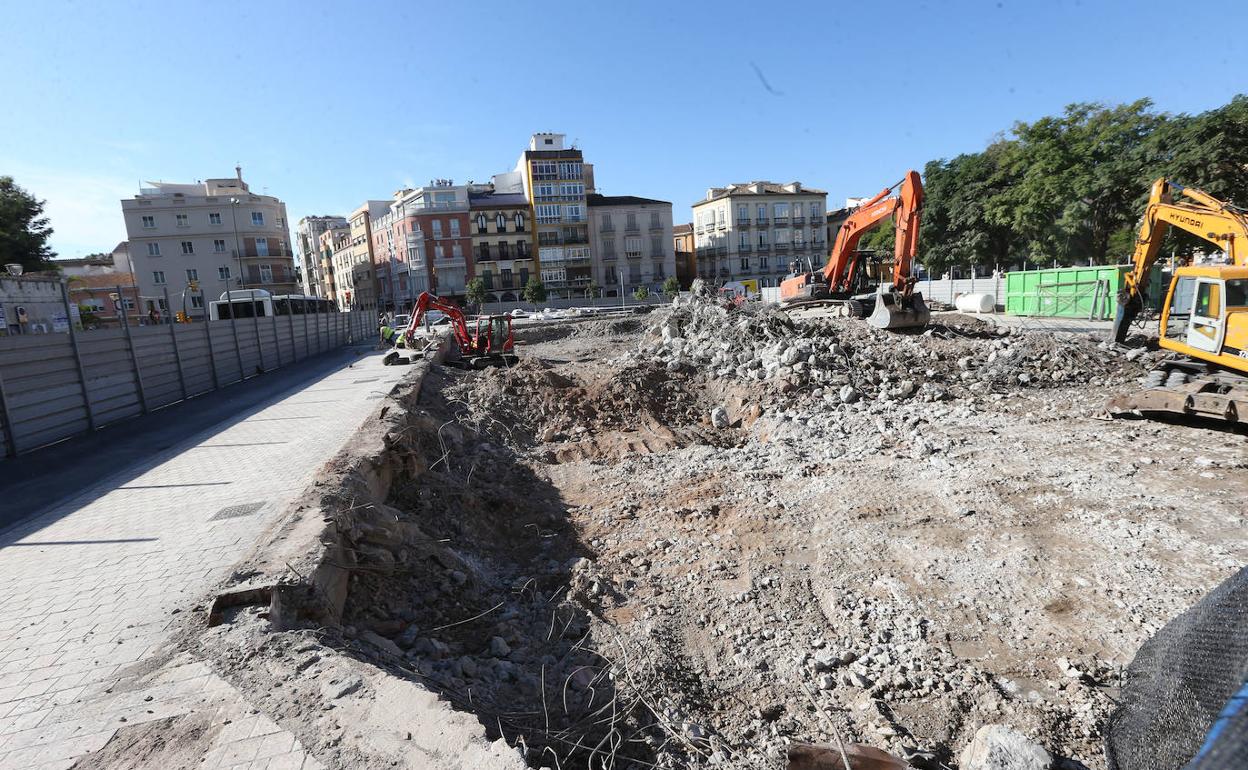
[465,277,487,312]
[633,285,650,301]
[661,276,680,297]
[522,277,546,308]
[0,176,56,271]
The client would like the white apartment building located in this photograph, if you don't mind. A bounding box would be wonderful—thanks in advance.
[587,195,675,296]
[691,181,827,289]
[120,169,295,318]
[296,215,348,297]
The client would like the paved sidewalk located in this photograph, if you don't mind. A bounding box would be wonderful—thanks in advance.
[0,346,409,769]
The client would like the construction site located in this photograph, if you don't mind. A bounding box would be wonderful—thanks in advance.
[172,282,1240,770]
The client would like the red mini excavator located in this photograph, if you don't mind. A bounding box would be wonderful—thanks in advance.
[402,291,518,369]
[779,170,929,330]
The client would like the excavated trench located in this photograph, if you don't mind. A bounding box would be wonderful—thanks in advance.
[336,355,734,770]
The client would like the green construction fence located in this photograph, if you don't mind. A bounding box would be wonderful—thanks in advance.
[1003,264,1164,319]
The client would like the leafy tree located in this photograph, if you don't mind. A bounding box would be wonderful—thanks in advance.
[465,277,486,312]
[0,176,56,271]
[522,277,546,308]
[661,276,680,297]
[633,285,650,301]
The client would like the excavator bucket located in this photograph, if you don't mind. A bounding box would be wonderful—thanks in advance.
[867,290,930,330]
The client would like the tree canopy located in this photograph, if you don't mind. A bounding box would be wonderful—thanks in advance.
[916,95,1248,274]
[0,176,56,272]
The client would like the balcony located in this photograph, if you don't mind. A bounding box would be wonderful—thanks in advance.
[736,218,752,229]
[755,244,772,254]
[601,224,615,233]
[775,242,791,251]
[649,221,663,232]
[625,251,643,260]
[624,223,640,233]
[738,243,752,253]
[755,216,769,226]
[792,215,805,224]
[649,250,665,259]
[602,252,617,261]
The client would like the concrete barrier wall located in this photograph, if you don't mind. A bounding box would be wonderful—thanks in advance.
[0,308,380,458]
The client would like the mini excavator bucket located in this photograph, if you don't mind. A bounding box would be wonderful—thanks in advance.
[867,288,930,330]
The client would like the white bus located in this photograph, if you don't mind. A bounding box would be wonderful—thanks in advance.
[209,290,338,321]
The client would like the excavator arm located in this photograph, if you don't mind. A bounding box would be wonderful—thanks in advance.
[1112,179,1248,342]
[405,291,472,352]
[822,170,924,293]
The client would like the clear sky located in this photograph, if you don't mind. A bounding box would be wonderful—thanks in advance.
[2,0,1245,259]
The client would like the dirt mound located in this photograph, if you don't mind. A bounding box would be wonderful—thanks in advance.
[513,317,643,346]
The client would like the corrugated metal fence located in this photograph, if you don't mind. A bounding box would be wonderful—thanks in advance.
[0,302,379,458]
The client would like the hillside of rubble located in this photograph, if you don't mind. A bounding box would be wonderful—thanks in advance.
[288,300,1248,770]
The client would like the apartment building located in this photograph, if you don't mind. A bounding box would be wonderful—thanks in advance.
[341,201,389,309]
[296,215,348,297]
[380,182,478,301]
[672,223,695,288]
[318,223,350,304]
[120,168,295,318]
[691,181,827,289]
[587,195,674,296]
[496,133,595,299]
[468,191,531,302]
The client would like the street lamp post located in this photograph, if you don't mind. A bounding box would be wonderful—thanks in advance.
[230,198,245,291]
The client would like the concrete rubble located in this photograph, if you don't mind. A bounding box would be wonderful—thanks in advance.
[188,295,1248,770]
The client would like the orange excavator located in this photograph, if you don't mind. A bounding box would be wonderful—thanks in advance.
[779,169,929,330]
[402,291,518,369]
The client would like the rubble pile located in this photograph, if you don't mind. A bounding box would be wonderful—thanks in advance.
[634,297,1152,407]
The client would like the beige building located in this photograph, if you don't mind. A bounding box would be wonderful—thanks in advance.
[296,216,348,297]
[587,195,675,297]
[120,169,296,318]
[691,181,827,289]
[318,223,350,304]
[339,201,389,309]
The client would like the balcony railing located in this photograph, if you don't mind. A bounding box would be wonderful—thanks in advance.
[602,252,617,261]
[625,251,642,260]
[649,221,663,231]
[773,216,789,225]
[738,243,752,253]
[756,244,771,253]
[649,250,665,258]
[792,215,805,224]
[776,242,791,251]
[756,216,769,226]
[624,223,640,233]
[736,218,752,229]
[601,224,615,233]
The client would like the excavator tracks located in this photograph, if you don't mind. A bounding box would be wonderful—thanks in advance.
[1108,361,1248,424]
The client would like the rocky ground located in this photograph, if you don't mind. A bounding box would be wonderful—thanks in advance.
[325,300,1248,770]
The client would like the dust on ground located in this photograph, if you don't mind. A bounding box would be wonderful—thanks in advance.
[332,303,1248,769]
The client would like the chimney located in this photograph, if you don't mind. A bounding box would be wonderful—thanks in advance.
[235,165,243,182]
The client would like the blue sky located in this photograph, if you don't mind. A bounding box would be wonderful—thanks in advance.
[2,0,1244,258]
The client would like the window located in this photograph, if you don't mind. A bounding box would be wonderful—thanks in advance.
[794,230,804,246]
[152,270,166,285]
[740,258,749,270]
[432,220,442,238]
[775,228,790,245]
[450,219,460,237]
[1227,279,1248,307]
[810,202,821,219]
[141,215,155,228]
[603,240,617,258]
[498,242,510,259]
[716,209,725,226]
[452,243,463,259]
[760,256,770,269]
[123,297,137,310]
[256,237,269,256]
[514,212,525,231]
[536,204,561,224]
[757,230,769,247]
[181,240,194,254]
[737,204,748,222]
[601,213,613,230]
[557,161,582,179]
[1195,281,1222,317]
[756,204,767,221]
[176,213,189,227]
[147,242,161,256]
[650,236,662,256]
[536,183,556,199]
[532,161,558,179]
[516,241,528,257]
[260,264,273,283]
[624,236,642,258]
[209,212,222,225]
[219,266,231,280]
[774,202,790,220]
[214,238,226,253]
[738,231,749,247]
[501,268,513,287]
[251,212,265,226]
[559,182,584,197]
[476,214,487,233]
[626,213,638,230]
[435,245,444,259]
[191,295,204,308]
[650,212,661,229]
[186,268,198,281]
[565,204,583,222]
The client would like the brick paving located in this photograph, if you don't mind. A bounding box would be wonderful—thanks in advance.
[0,348,407,769]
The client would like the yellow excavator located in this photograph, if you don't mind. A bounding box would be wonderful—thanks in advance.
[1109,178,1248,422]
